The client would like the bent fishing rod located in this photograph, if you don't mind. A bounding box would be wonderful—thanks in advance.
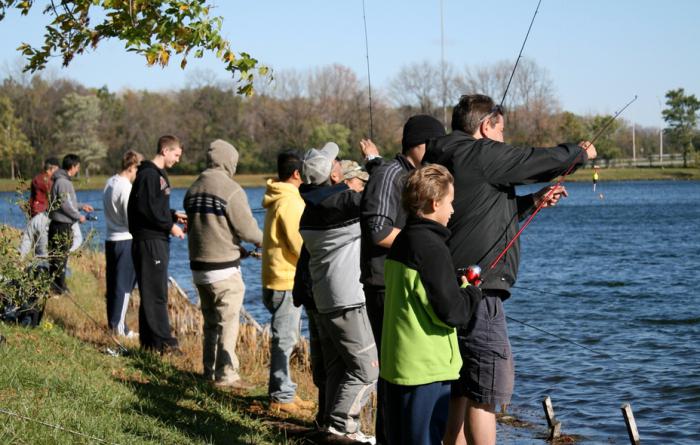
[500,0,542,107]
[486,94,638,272]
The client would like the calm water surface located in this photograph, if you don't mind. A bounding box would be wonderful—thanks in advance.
[1,180,699,444]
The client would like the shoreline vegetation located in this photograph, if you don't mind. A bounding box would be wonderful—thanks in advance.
[0,239,323,444]
[0,228,567,444]
[1,167,699,193]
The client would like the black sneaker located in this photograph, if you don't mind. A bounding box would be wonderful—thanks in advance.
[159,344,184,357]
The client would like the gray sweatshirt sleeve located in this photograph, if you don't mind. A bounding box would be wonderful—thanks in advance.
[54,178,82,222]
[226,187,263,245]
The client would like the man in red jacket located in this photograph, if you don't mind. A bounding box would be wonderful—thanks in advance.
[19,157,60,259]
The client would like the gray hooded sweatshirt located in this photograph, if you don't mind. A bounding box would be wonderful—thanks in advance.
[49,169,81,224]
[184,139,263,270]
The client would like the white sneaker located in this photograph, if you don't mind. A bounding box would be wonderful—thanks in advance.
[327,426,376,444]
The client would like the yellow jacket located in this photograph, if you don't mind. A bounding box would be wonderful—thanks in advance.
[261,179,305,290]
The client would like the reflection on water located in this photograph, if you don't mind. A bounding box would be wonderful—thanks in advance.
[2,180,699,444]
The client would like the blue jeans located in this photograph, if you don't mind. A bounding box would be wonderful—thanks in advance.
[263,288,302,403]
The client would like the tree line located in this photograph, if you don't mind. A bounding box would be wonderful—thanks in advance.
[0,59,697,178]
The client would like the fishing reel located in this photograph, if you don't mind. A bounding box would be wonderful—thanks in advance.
[456,265,482,287]
[84,212,98,221]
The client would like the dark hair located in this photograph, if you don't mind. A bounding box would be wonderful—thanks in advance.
[121,150,144,171]
[451,94,502,134]
[277,150,303,181]
[61,154,81,171]
[403,164,454,216]
[157,135,181,155]
[44,157,60,170]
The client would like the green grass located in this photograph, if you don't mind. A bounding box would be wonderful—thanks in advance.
[0,323,285,444]
[0,174,272,193]
[562,167,700,182]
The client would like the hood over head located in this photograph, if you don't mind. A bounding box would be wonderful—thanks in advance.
[262,179,300,208]
[207,139,239,178]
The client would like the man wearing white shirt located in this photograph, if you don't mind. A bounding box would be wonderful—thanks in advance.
[103,150,143,337]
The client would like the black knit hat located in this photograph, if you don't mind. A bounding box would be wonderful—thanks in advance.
[401,115,446,153]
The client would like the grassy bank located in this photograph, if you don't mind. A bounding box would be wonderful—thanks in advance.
[0,247,320,444]
[566,167,700,182]
[1,167,698,192]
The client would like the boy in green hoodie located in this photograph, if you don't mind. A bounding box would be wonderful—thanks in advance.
[381,164,483,445]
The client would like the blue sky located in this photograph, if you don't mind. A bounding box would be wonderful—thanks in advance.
[0,0,698,127]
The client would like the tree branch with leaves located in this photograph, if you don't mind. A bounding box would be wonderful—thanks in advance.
[0,0,268,95]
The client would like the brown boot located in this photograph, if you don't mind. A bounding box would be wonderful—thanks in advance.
[293,395,315,410]
[269,400,312,417]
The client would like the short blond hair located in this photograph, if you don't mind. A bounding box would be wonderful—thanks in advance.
[403,164,454,216]
[121,150,144,171]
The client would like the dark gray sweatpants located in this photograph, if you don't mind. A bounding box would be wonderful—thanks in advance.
[317,304,378,433]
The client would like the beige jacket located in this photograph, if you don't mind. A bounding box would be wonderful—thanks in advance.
[184,140,262,270]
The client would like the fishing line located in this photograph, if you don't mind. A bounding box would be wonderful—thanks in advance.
[500,0,542,107]
[62,289,128,355]
[487,95,638,271]
[361,0,374,139]
[511,285,570,298]
[506,315,621,363]
[0,407,120,444]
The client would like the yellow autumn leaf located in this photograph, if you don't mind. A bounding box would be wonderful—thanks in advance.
[160,50,170,66]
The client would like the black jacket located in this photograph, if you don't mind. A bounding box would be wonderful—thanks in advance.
[360,153,414,288]
[298,182,360,230]
[387,216,483,327]
[128,161,176,241]
[424,131,586,294]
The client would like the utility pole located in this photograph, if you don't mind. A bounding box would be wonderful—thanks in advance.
[632,123,636,166]
[659,128,664,167]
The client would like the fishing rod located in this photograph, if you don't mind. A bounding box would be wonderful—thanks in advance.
[361,0,374,139]
[506,315,621,363]
[486,94,638,271]
[62,289,128,355]
[500,0,542,107]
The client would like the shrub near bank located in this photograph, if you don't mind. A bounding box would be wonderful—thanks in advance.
[0,230,317,444]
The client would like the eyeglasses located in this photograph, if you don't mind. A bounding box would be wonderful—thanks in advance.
[477,104,505,124]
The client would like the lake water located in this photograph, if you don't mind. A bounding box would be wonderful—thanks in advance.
[1,180,699,444]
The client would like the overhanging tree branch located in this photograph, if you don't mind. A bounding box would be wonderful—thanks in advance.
[0,0,268,95]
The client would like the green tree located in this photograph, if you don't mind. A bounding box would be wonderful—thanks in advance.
[588,115,622,167]
[55,93,107,176]
[309,123,352,160]
[0,95,32,179]
[662,88,700,167]
[0,0,266,95]
[557,111,587,143]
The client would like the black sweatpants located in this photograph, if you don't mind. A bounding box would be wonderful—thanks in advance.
[132,238,178,351]
[48,220,73,293]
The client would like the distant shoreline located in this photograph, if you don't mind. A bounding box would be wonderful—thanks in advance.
[1,168,698,192]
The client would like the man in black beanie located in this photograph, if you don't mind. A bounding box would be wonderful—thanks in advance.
[359,114,446,444]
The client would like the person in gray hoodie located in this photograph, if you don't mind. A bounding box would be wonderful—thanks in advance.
[299,143,378,444]
[48,154,93,293]
[184,139,263,388]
